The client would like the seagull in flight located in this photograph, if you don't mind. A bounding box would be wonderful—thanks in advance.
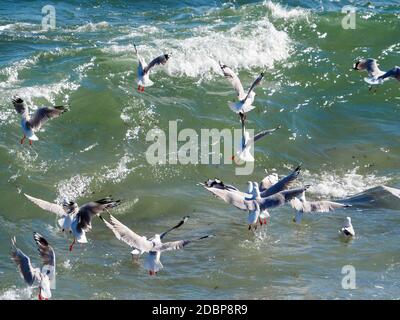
[353,58,399,88]
[234,117,281,163]
[100,214,213,276]
[219,62,264,121]
[134,43,170,92]
[11,232,56,300]
[12,96,68,145]
[290,190,352,224]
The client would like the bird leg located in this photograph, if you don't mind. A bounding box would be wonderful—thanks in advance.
[141,86,145,92]
[38,288,42,300]
[69,238,76,252]
[137,85,141,92]
[29,139,32,146]
[20,135,26,144]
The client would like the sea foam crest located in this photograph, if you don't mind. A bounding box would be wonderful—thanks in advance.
[104,17,292,79]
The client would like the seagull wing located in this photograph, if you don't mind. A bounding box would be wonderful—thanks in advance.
[261,164,302,197]
[247,125,281,147]
[143,54,168,74]
[24,194,66,217]
[10,237,37,286]
[204,186,253,211]
[155,235,214,252]
[33,232,55,267]
[12,96,29,116]
[100,214,154,252]
[28,106,68,130]
[244,72,264,101]
[76,197,121,232]
[219,62,246,100]
[378,67,400,80]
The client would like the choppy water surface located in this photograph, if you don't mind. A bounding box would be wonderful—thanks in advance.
[0,0,399,299]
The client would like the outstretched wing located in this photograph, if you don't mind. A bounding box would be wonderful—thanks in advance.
[219,62,246,100]
[10,237,37,286]
[77,197,121,232]
[143,54,169,74]
[24,194,66,217]
[291,198,351,213]
[247,125,281,146]
[156,235,214,252]
[100,214,154,252]
[33,232,55,267]
[204,186,253,211]
[260,164,301,197]
[378,67,400,80]
[244,72,264,101]
[12,96,29,116]
[28,106,68,130]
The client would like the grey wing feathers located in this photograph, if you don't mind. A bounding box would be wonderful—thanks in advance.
[251,125,281,144]
[378,67,400,80]
[101,214,154,252]
[156,235,213,252]
[77,197,121,232]
[12,96,28,115]
[24,194,66,217]
[219,62,245,99]
[261,164,301,197]
[33,232,55,267]
[143,54,168,74]
[28,106,68,130]
[10,237,36,286]
[245,72,264,100]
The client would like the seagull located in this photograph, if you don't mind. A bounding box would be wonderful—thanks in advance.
[259,164,302,197]
[219,62,264,121]
[353,58,399,88]
[290,190,352,224]
[340,217,355,237]
[100,214,213,276]
[203,178,310,213]
[24,193,79,233]
[134,43,170,92]
[12,96,68,145]
[69,197,121,251]
[234,117,281,163]
[11,232,56,300]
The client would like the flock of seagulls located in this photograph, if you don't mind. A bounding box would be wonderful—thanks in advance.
[9,47,394,299]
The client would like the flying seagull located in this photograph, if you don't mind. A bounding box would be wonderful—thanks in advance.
[134,43,170,92]
[203,178,310,212]
[11,232,56,300]
[234,117,281,162]
[259,164,302,197]
[100,214,213,275]
[24,193,79,233]
[219,62,264,121]
[290,190,352,224]
[12,96,68,145]
[353,58,399,88]
[340,217,355,237]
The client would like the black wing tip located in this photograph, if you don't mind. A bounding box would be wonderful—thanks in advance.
[33,232,48,246]
[294,163,302,172]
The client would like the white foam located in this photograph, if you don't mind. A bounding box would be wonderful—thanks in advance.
[100,154,134,184]
[103,17,292,79]
[263,1,310,20]
[73,21,110,32]
[56,174,93,203]
[0,56,39,88]
[0,286,33,300]
[301,167,390,199]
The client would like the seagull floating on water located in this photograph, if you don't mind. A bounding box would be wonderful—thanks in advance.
[134,43,170,92]
[11,232,56,300]
[12,96,68,145]
[340,217,355,237]
[234,117,281,163]
[219,62,264,121]
[100,214,213,276]
[290,190,351,224]
[24,194,121,251]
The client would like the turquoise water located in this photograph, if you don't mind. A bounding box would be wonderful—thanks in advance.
[0,0,399,299]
